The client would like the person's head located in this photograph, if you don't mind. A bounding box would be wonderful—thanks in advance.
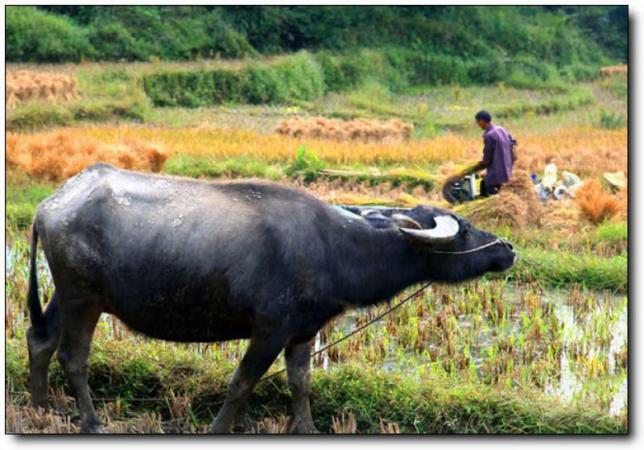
[475,110,492,130]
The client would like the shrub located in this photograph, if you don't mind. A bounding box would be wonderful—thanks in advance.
[285,145,326,182]
[86,21,147,61]
[598,109,627,129]
[241,63,286,104]
[144,52,324,107]
[6,6,94,62]
[6,103,74,131]
[467,55,509,84]
[317,52,356,92]
[560,63,600,82]
[143,69,244,107]
[272,52,326,102]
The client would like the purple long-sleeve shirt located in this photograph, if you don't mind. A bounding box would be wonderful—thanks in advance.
[482,124,514,187]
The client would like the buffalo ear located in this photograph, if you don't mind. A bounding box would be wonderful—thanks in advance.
[391,213,422,230]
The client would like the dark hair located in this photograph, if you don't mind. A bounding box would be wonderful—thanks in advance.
[475,110,492,122]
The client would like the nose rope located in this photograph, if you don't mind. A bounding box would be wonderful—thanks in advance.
[428,238,507,255]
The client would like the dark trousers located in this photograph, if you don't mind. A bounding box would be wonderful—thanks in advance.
[480,179,501,197]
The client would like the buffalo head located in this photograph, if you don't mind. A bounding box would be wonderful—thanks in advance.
[358,205,516,282]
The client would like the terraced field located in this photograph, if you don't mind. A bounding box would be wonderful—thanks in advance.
[5,60,628,434]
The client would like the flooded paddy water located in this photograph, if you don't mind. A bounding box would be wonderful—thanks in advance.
[316,283,627,418]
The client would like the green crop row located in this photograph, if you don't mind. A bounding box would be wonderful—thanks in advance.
[143,48,602,108]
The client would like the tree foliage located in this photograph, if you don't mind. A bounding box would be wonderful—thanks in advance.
[6,5,627,64]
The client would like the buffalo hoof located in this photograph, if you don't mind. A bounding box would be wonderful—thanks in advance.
[80,422,108,434]
[208,422,233,434]
[290,419,319,434]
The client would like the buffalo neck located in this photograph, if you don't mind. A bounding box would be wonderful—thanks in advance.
[334,224,428,308]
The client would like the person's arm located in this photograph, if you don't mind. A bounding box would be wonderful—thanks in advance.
[509,133,518,163]
[462,135,493,175]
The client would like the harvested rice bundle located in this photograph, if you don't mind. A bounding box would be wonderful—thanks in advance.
[501,168,542,225]
[599,64,627,77]
[6,70,79,107]
[276,116,414,143]
[456,191,528,230]
[8,131,169,182]
[541,199,582,233]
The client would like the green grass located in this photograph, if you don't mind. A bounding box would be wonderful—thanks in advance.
[493,222,627,257]
[5,337,625,433]
[6,180,56,230]
[508,247,627,293]
[596,221,628,242]
[163,154,283,180]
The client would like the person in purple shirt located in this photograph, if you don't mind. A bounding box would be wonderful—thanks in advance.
[466,110,517,197]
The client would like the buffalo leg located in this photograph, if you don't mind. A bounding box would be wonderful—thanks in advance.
[57,303,103,434]
[209,333,286,433]
[27,292,61,409]
[285,339,317,433]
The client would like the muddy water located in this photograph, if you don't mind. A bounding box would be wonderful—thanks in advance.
[322,285,627,417]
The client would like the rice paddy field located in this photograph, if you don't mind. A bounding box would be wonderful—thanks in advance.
[4,59,628,434]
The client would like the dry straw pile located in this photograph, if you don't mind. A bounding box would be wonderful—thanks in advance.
[7,132,168,182]
[575,179,626,224]
[599,64,627,77]
[276,116,414,142]
[6,70,79,107]
[456,169,541,230]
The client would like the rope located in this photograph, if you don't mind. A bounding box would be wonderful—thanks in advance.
[260,281,433,382]
[427,238,505,255]
[9,282,434,405]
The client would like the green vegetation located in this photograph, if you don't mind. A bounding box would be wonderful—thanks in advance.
[6,180,55,230]
[6,7,93,62]
[5,339,624,433]
[143,52,325,107]
[4,4,628,434]
[510,247,626,293]
[164,155,283,181]
[598,109,627,129]
[142,49,601,108]
[285,145,327,181]
[7,6,626,65]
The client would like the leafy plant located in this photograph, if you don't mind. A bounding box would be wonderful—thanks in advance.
[285,145,326,182]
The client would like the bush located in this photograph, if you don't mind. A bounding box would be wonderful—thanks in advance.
[6,6,94,62]
[241,63,286,104]
[144,52,324,106]
[467,55,509,84]
[272,52,326,102]
[285,145,326,182]
[317,52,355,92]
[86,21,147,61]
[7,103,74,131]
[598,109,627,129]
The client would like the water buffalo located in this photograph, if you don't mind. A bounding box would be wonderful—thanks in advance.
[26,163,515,433]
